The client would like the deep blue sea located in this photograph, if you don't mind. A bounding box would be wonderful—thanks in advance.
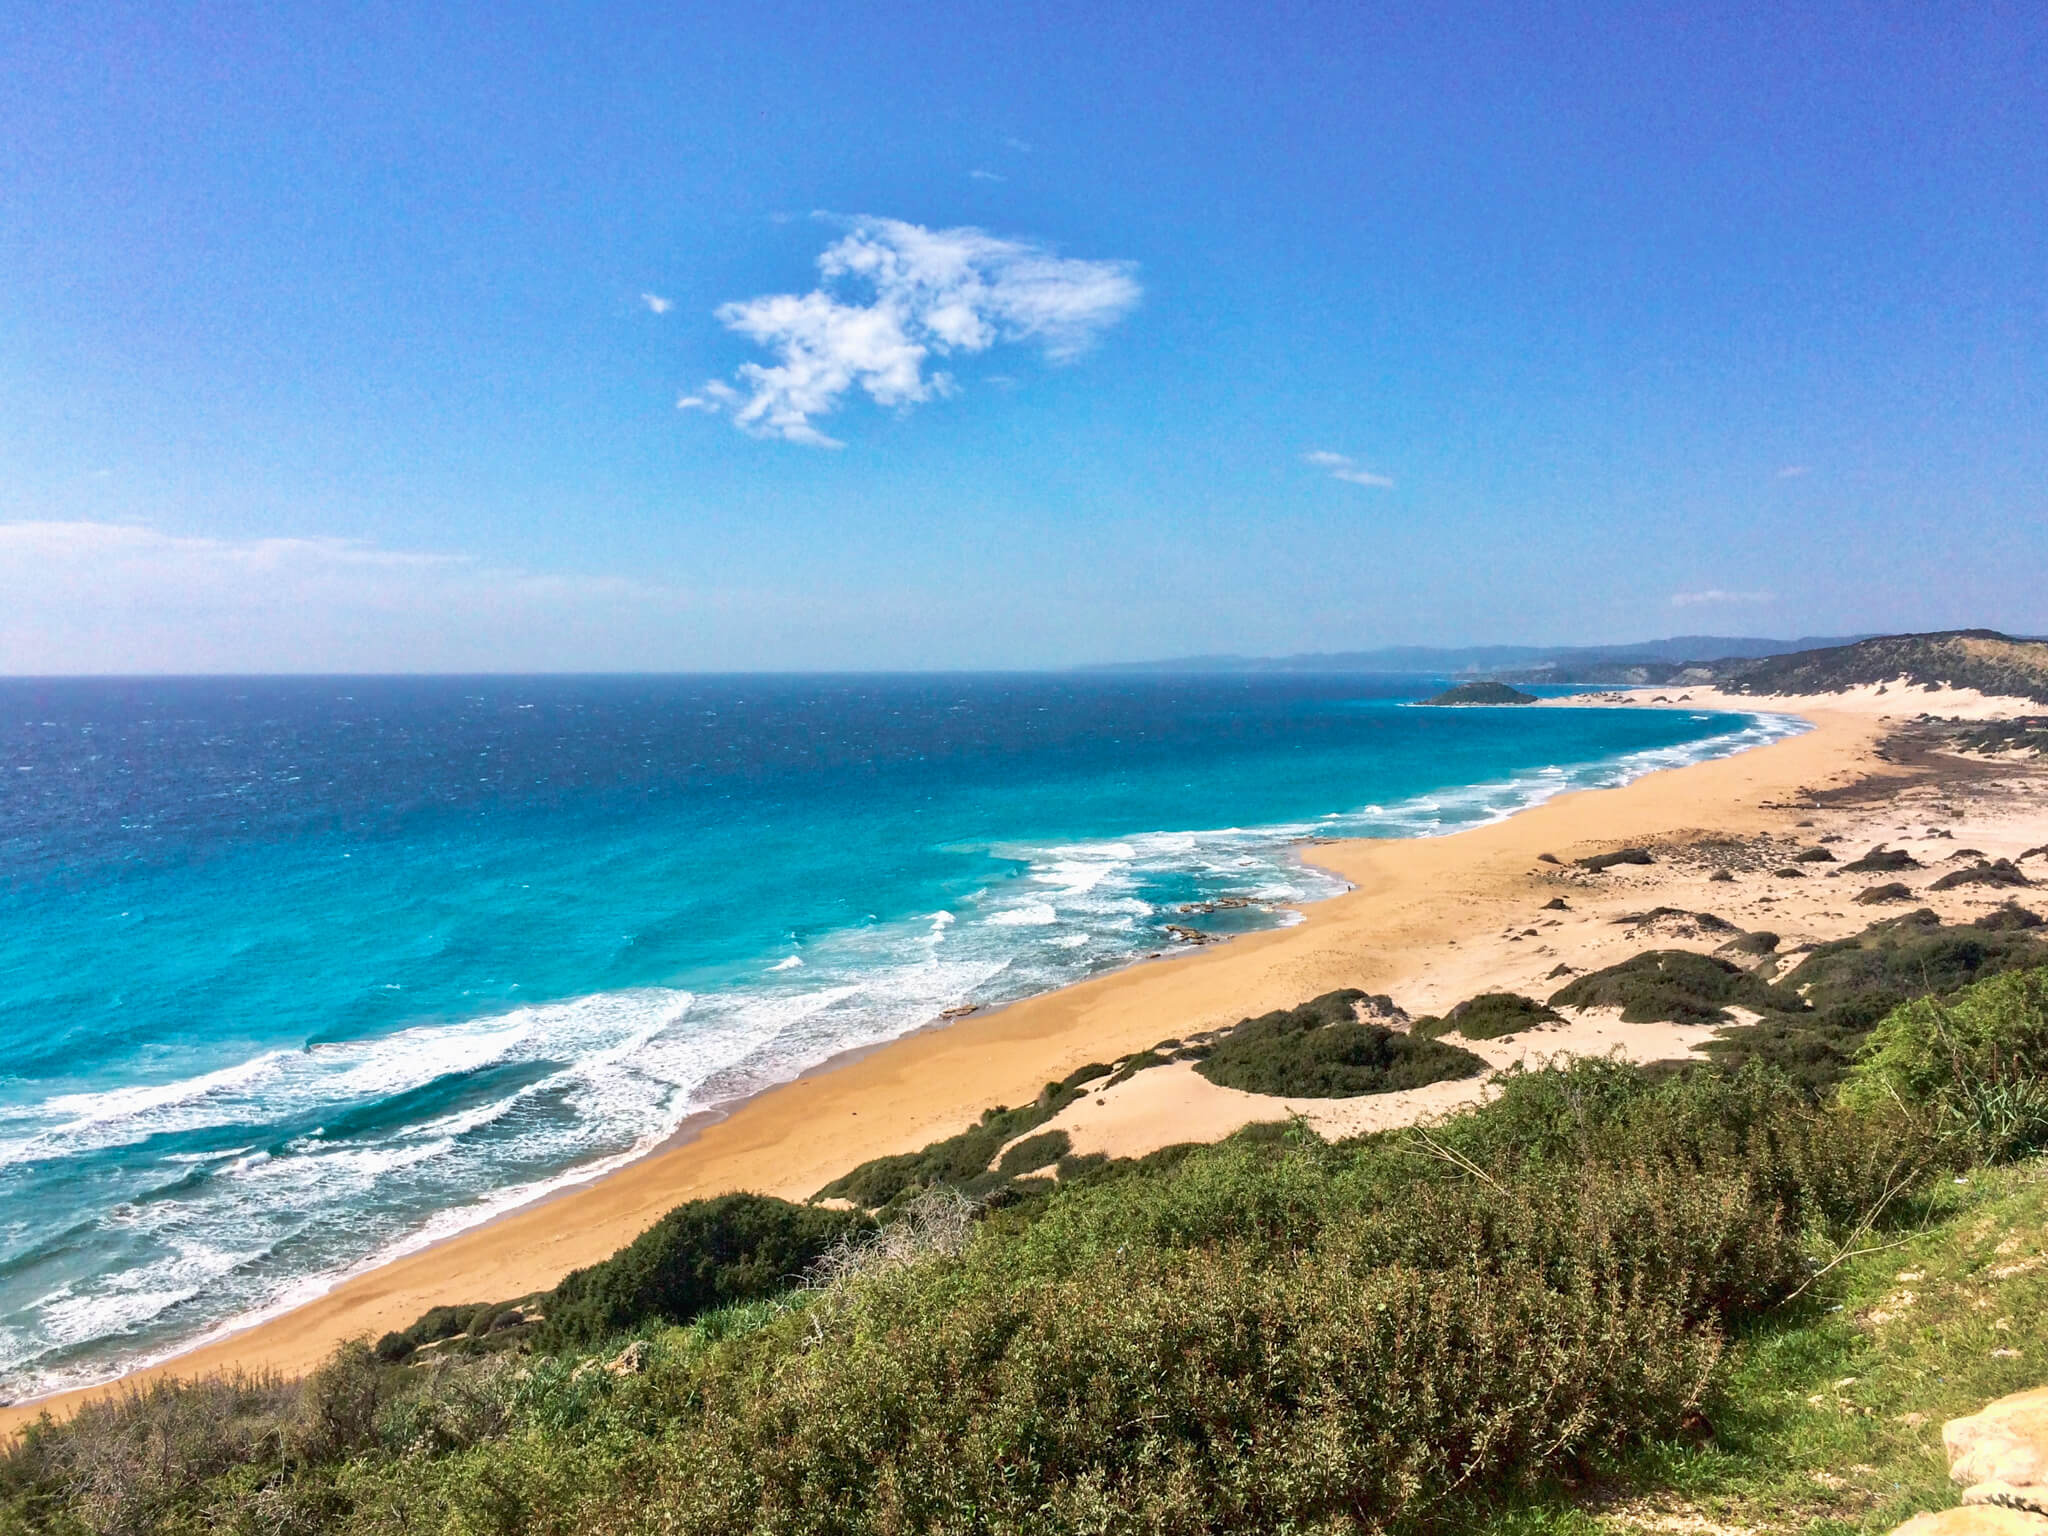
[0,674,1797,1397]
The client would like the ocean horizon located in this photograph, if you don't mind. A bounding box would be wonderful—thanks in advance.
[0,673,1800,1400]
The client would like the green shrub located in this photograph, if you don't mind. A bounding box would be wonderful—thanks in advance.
[1549,949,1792,1024]
[1976,902,2044,932]
[994,1129,1070,1178]
[1845,967,2048,1158]
[1413,991,1562,1040]
[816,1060,1112,1208]
[1196,989,1485,1096]
[544,1193,871,1346]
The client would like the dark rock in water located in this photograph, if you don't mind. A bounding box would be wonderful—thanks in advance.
[1576,847,1654,872]
[1930,859,2032,891]
[1416,681,1538,706]
[1855,882,1915,904]
[1974,902,2044,932]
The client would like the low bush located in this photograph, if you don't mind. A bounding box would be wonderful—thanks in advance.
[1549,949,1792,1024]
[816,1059,1115,1209]
[994,1129,1070,1178]
[1195,989,1485,1096]
[543,1193,871,1346]
[1413,991,1562,1040]
[1845,967,2048,1159]
[1976,902,2044,932]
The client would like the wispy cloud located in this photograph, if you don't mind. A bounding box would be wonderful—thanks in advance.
[640,292,673,315]
[1304,450,1394,489]
[1670,588,1776,608]
[0,521,690,673]
[1003,136,1033,153]
[680,215,1140,447]
[969,168,1005,183]
[1776,464,1810,479]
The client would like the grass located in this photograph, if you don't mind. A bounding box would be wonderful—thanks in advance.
[1481,1156,2048,1536]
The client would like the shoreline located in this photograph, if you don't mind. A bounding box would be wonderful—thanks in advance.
[0,694,1918,1432]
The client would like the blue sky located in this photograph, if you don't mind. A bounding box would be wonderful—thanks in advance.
[1,2,2043,671]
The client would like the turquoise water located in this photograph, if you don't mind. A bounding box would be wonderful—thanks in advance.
[0,674,1797,1397]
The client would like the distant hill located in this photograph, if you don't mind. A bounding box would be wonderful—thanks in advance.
[1719,630,2048,704]
[1086,636,1871,676]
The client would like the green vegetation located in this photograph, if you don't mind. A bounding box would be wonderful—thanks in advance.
[815,1060,1117,1210]
[1193,988,1486,1095]
[1700,908,2048,1093]
[12,941,2048,1536]
[1416,681,1539,706]
[1929,715,2048,755]
[1413,991,1562,1040]
[1975,901,2043,932]
[1549,949,1791,1024]
[1846,969,2048,1159]
[541,1194,871,1348]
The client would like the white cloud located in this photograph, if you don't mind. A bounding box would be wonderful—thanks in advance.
[1776,464,1810,479]
[1670,588,1776,608]
[1003,136,1033,153]
[969,168,1005,183]
[640,292,673,314]
[681,215,1140,447]
[0,521,701,674]
[1304,450,1394,489]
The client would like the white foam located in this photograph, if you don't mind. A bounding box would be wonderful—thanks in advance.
[984,902,1058,926]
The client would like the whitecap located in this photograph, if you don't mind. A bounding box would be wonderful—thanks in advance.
[984,902,1058,927]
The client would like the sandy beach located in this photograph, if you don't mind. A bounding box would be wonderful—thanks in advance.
[9,684,2047,1436]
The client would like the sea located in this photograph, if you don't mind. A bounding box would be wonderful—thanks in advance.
[0,673,1800,1399]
